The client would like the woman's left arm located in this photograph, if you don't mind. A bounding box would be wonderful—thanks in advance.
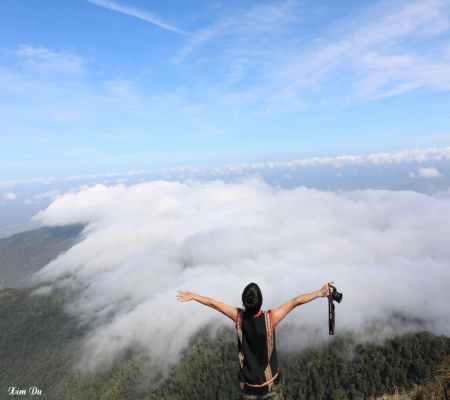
[177,290,238,322]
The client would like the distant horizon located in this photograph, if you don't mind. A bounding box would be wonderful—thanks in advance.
[1,145,450,188]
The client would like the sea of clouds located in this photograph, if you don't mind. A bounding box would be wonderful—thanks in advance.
[31,176,450,377]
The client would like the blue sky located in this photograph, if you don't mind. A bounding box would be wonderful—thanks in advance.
[1,0,449,182]
[1,0,450,236]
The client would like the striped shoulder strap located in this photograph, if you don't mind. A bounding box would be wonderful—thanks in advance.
[236,308,244,343]
[264,311,275,360]
[263,311,276,391]
[236,308,245,389]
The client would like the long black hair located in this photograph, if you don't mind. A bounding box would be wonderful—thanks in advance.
[242,283,263,315]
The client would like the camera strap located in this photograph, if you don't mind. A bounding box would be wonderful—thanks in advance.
[328,298,335,335]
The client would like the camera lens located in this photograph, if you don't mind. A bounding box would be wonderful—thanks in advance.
[332,291,343,303]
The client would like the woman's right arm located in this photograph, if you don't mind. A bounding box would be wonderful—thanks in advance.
[271,281,335,327]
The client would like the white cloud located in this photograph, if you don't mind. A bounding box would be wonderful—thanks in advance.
[17,45,87,75]
[24,190,61,204]
[4,193,16,200]
[32,179,450,377]
[33,190,61,201]
[409,172,416,178]
[335,173,342,177]
[2,146,450,189]
[86,0,190,35]
[418,166,444,177]
[30,286,52,296]
[75,185,90,192]
[116,178,128,183]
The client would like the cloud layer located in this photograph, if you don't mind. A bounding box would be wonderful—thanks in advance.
[32,178,450,377]
[2,146,450,188]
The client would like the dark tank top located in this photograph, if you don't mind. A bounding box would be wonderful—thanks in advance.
[235,309,279,394]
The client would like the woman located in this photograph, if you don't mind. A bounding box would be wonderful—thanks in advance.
[177,281,335,399]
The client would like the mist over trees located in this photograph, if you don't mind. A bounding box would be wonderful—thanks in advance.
[29,180,450,376]
[0,285,449,400]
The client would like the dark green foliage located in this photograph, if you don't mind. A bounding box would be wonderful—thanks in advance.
[0,225,83,288]
[279,332,449,400]
[0,286,84,399]
[0,286,149,400]
[150,332,242,400]
[0,286,449,399]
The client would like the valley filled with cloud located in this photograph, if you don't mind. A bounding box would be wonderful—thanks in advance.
[31,177,450,376]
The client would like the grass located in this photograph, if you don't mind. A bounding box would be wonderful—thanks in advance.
[376,354,450,400]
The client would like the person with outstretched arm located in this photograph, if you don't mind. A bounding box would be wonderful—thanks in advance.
[177,281,335,400]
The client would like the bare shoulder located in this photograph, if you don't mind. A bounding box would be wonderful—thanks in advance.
[271,299,295,327]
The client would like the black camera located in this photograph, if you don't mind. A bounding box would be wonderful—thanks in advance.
[327,285,342,335]
[328,285,342,303]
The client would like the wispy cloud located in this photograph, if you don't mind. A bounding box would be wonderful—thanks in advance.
[172,0,450,107]
[173,0,298,63]
[2,146,450,188]
[23,190,61,204]
[17,45,87,75]
[86,0,190,35]
[276,0,450,102]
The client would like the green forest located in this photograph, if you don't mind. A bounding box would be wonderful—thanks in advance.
[0,225,82,288]
[1,285,449,399]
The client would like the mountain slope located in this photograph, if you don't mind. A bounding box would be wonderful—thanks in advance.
[0,225,83,288]
[1,226,449,399]
[1,284,449,400]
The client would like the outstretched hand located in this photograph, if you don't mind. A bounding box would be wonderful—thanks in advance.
[177,290,194,302]
[319,281,335,297]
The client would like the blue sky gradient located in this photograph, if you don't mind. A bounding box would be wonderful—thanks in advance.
[1,0,450,182]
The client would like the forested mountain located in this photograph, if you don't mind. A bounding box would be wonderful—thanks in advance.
[1,227,448,399]
[0,225,83,288]
[0,285,448,400]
